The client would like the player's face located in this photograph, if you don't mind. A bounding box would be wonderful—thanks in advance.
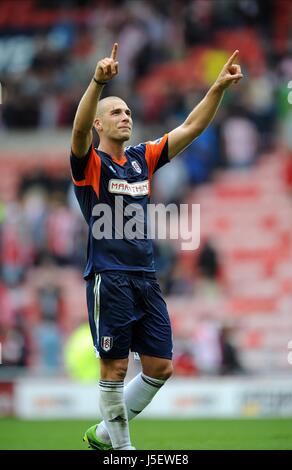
[98,99,133,142]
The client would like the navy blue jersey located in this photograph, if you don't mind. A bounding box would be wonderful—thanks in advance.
[70,134,169,278]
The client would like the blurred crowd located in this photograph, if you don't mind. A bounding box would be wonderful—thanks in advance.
[1,0,291,187]
[0,0,291,377]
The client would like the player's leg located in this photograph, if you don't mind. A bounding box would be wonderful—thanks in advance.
[125,275,173,419]
[84,272,136,450]
[96,275,173,445]
[95,356,172,445]
[98,357,135,450]
[122,355,173,420]
[84,357,132,450]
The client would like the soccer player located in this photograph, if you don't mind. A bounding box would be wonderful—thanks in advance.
[70,43,242,450]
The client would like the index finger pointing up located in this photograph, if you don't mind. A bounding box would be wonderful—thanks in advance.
[111,43,118,61]
[226,50,239,66]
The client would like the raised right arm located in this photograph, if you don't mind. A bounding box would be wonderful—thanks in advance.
[71,43,119,158]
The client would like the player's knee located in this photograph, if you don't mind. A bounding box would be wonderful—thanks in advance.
[100,358,128,381]
[161,362,173,380]
[144,361,173,381]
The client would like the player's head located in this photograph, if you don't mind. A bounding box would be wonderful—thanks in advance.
[94,96,132,143]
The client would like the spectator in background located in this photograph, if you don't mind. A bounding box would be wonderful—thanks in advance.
[33,283,63,374]
[195,238,223,299]
[2,89,40,129]
[38,284,61,321]
[283,152,292,197]
[197,238,220,280]
[33,319,63,374]
[46,192,79,265]
[221,107,259,168]
[21,187,48,259]
[243,67,276,150]
[191,315,222,375]
[0,201,33,285]
[173,347,198,376]
[0,315,30,368]
[164,263,195,297]
[152,156,189,204]
[180,124,220,185]
[183,0,214,46]
[153,240,177,293]
[219,323,245,375]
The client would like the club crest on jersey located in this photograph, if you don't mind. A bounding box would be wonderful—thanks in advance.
[131,160,142,174]
[101,336,113,352]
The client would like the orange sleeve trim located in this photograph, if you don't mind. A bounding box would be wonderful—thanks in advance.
[145,133,168,180]
[72,148,101,199]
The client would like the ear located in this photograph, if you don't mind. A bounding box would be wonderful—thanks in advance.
[94,118,102,132]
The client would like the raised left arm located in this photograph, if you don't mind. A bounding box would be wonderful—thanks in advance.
[168,50,243,160]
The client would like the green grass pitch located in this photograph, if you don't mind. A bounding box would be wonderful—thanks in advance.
[0,418,292,450]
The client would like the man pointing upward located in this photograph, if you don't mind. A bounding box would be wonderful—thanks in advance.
[70,42,242,450]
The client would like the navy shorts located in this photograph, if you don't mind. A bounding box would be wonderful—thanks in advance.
[86,271,173,360]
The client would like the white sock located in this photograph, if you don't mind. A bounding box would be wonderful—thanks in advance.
[97,373,166,444]
[125,372,166,420]
[98,380,132,450]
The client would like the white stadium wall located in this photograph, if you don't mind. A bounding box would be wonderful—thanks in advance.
[5,377,292,419]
